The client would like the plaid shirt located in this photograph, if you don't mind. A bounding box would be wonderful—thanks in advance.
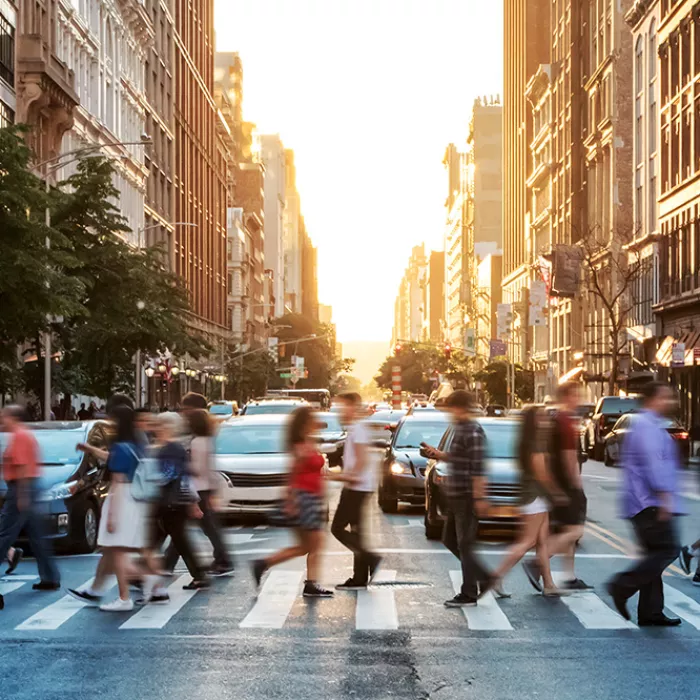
[445,418,486,499]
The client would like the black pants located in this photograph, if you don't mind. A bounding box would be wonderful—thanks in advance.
[612,508,679,619]
[443,497,491,599]
[331,489,376,585]
[197,491,231,566]
[157,506,205,581]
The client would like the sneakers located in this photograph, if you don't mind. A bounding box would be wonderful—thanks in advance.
[522,559,543,593]
[183,579,210,591]
[562,578,594,591]
[5,547,23,575]
[210,562,235,577]
[679,545,694,575]
[692,573,700,587]
[66,588,103,606]
[32,581,60,591]
[99,597,134,612]
[251,560,267,589]
[303,581,334,598]
[336,578,367,591]
[444,593,478,608]
[136,586,170,606]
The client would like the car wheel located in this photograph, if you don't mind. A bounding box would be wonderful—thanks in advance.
[379,496,398,514]
[603,446,613,467]
[75,502,99,554]
[594,441,604,462]
[424,513,442,540]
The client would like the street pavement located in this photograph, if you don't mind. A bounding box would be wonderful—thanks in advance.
[2,459,700,700]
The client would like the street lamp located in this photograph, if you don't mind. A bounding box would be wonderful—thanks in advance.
[144,366,156,378]
[157,362,167,374]
[34,137,152,421]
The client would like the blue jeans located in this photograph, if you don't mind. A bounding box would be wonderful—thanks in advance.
[0,480,60,583]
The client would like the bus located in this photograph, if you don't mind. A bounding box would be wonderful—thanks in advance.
[266,388,331,410]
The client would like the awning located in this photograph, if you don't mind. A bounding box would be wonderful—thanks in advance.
[656,331,700,367]
[558,366,583,384]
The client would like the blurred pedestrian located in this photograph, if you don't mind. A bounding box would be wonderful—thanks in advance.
[251,406,333,598]
[607,382,683,626]
[77,403,90,420]
[0,405,60,592]
[542,382,591,591]
[422,390,492,607]
[678,537,700,585]
[492,406,568,597]
[68,404,148,611]
[331,392,382,591]
[186,409,233,576]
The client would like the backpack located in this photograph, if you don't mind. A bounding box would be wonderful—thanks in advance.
[128,446,167,503]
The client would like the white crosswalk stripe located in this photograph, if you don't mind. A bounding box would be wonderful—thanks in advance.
[15,578,98,631]
[449,571,513,630]
[0,581,27,596]
[120,575,197,630]
[662,583,700,630]
[356,570,398,630]
[239,569,304,629]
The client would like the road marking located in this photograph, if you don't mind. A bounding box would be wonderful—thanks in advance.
[662,584,700,630]
[0,575,38,581]
[15,578,99,631]
[120,575,196,630]
[254,525,267,531]
[449,571,513,630]
[356,570,398,630]
[552,572,637,629]
[684,493,700,502]
[239,569,303,629]
[0,581,27,595]
[225,533,255,544]
[234,547,633,558]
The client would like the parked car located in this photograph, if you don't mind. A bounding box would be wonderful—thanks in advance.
[603,413,690,467]
[405,403,439,416]
[362,409,407,447]
[208,400,238,419]
[585,396,641,460]
[423,417,521,539]
[377,412,451,513]
[485,404,507,417]
[314,411,347,467]
[240,398,307,416]
[0,421,111,553]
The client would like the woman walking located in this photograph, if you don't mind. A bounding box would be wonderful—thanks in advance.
[251,407,333,598]
[490,405,568,597]
[68,405,149,611]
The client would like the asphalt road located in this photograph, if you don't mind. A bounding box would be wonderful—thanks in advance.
[2,459,700,700]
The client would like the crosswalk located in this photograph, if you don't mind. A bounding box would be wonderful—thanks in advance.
[4,568,700,636]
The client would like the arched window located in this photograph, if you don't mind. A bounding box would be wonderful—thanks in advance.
[649,20,657,81]
[635,35,644,95]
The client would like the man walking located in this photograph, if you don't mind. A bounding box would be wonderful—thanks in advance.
[607,382,682,626]
[423,390,492,607]
[0,406,60,601]
[332,392,382,590]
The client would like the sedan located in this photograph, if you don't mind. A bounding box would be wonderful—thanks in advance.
[362,409,407,448]
[424,418,521,539]
[314,411,347,467]
[377,413,450,513]
[0,421,111,552]
[603,413,690,466]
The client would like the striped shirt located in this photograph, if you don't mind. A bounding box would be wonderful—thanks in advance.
[445,418,486,499]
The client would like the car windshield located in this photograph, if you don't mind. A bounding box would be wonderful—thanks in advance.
[481,422,518,459]
[209,404,233,415]
[394,421,448,449]
[31,430,84,464]
[599,398,641,414]
[368,410,404,423]
[244,403,300,415]
[215,425,286,454]
[317,414,343,433]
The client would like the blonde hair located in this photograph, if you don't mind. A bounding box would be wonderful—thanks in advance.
[157,411,184,435]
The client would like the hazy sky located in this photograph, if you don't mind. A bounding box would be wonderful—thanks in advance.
[215,0,503,343]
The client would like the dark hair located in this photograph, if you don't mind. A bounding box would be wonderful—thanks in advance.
[134,407,152,415]
[445,390,474,410]
[642,381,671,403]
[112,404,137,444]
[4,404,29,422]
[556,381,579,401]
[518,405,540,475]
[188,408,213,437]
[106,393,134,416]
[287,406,315,451]
[182,392,207,410]
[339,392,362,406]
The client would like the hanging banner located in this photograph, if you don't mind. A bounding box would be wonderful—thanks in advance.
[529,279,547,326]
[464,328,476,357]
[550,244,582,298]
[497,303,513,339]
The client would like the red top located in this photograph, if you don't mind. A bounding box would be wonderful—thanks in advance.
[3,427,40,482]
[557,412,577,451]
[289,451,325,495]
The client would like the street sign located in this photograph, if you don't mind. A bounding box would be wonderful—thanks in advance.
[464,328,476,357]
[671,342,686,368]
[497,304,513,339]
[490,339,507,359]
[528,280,547,326]
[280,372,292,378]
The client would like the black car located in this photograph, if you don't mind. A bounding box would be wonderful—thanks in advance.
[363,409,407,448]
[585,396,641,460]
[314,411,347,467]
[377,413,450,513]
[603,413,690,467]
[0,421,111,553]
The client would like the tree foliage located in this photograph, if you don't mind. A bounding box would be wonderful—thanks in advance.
[474,361,534,406]
[225,346,277,404]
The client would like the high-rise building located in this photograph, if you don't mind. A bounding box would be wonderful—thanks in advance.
[392,244,428,344]
[475,252,503,363]
[301,217,319,322]
[56,0,152,244]
[284,150,303,313]
[173,0,228,338]
[260,134,287,318]
[16,0,78,162]
[427,250,445,343]
[0,1,16,128]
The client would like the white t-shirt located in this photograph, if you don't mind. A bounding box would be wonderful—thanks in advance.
[345,422,377,493]
[189,436,215,492]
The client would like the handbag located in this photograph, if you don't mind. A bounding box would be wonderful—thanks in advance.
[129,447,167,503]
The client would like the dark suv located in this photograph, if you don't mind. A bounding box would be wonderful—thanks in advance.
[584,396,641,461]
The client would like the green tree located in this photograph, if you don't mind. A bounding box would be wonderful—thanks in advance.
[225,346,276,404]
[474,361,534,406]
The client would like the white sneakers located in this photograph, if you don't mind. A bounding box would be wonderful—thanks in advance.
[99,597,134,612]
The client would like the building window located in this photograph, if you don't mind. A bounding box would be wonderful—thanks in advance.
[0,4,15,87]
[0,100,13,127]
[635,36,644,94]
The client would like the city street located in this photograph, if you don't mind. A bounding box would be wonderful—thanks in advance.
[2,459,700,700]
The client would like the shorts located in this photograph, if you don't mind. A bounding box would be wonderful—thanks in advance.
[551,490,587,527]
[291,489,326,531]
[521,496,550,516]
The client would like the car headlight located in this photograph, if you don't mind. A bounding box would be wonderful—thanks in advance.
[390,461,410,475]
[41,480,78,501]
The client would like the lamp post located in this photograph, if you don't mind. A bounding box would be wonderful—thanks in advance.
[34,137,152,421]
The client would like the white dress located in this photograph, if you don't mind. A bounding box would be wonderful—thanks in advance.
[97,480,149,550]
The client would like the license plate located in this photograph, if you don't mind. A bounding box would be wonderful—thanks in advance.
[488,505,519,519]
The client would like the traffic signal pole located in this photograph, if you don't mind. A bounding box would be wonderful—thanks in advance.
[391,365,402,409]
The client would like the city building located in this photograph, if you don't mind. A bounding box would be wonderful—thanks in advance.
[173,0,228,339]
[301,218,319,322]
[284,150,302,313]
[226,207,249,343]
[475,252,503,364]
[16,0,78,162]
[653,0,700,427]
[260,133,287,318]
[392,244,428,344]
[56,0,153,244]
[427,250,445,343]
[0,1,16,128]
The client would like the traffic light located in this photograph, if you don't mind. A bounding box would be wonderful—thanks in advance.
[444,343,452,360]
[394,343,402,356]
